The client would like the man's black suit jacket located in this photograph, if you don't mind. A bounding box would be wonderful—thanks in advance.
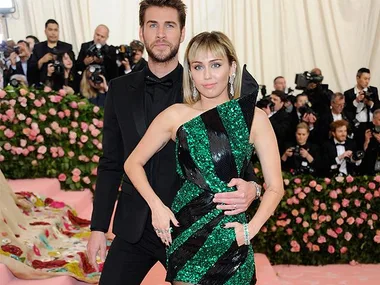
[270,108,291,153]
[91,67,258,243]
[5,58,39,86]
[321,138,358,176]
[76,41,118,81]
[344,86,379,115]
[316,110,354,144]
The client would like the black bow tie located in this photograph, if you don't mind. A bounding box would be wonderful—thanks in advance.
[335,142,345,146]
[145,75,173,87]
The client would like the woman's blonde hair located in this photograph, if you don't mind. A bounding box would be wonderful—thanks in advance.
[80,69,97,99]
[183,31,241,105]
[296,122,310,133]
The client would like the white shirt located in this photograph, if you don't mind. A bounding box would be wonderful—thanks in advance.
[353,86,373,122]
[334,138,347,175]
[332,112,343,121]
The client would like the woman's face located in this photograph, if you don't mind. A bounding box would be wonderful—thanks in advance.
[62,53,73,69]
[296,127,309,145]
[190,50,234,101]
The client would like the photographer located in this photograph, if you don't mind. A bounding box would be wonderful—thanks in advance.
[282,122,320,176]
[361,110,380,175]
[5,40,38,86]
[321,120,362,177]
[80,65,108,107]
[25,35,40,53]
[76,25,118,81]
[118,40,147,76]
[297,68,332,115]
[33,19,73,83]
[344,68,379,148]
[316,92,354,143]
[45,51,80,94]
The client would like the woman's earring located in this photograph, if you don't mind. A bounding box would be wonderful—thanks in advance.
[229,73,235,99]
[192,80,198,100]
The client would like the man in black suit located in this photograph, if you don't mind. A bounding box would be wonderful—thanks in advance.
[344,67,379,149]
[322,120,362,177]
[86,1,260,284]
[76,24,118,81]
[268,90,291,153]
[317,92,354,143]
[5,40,38,86]
[33,19,73,83]
[118,39,147,76]
[361,109,380,175]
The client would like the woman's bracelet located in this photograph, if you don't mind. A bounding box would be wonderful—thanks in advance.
[250,181,262,200]
[243,223,250,245]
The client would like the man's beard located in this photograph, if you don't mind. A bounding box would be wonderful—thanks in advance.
[145,39,180,63]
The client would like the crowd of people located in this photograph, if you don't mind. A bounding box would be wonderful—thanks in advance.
[256,67,379,178]
[0,20,147,107]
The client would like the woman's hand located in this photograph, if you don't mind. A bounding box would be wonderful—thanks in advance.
[47,63,55,77]
[63,85,75,95]
[98,75,108,93]
[224,222,256,247]
[299,148,309,158]
[151,202,179,246]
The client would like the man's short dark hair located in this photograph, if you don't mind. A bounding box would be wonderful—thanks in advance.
[357,67,370,78]
[271,90,287,102]
[273,76,284,84]
[26,35,40,44]
[130,40,145,53]
[295,93,308,102]
[139,0,187,29]
[45,19,59,28]
[17,40,30,49]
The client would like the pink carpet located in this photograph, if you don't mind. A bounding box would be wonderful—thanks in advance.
[1,178,379,285]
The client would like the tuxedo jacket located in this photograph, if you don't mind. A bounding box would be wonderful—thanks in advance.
[316,110,354,144]
[5,58,39,86]
[76,41,118,81]
[90,67,258,243]
[344,86,379,115]
[321,138,358,176]
[269,108,291,153]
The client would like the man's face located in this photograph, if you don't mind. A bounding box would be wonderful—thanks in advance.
[45,23,59,43]
[133,50,143,63]
[17,42,31,58]
[357,72,370,89]
[295,95,308,109]
[331,97,345,114]
[332,126,347,142]
[270,94,284,111]
[93,26,109,45]
[139,6,185,63]
[274,78,286,91]
[373,113,380,127]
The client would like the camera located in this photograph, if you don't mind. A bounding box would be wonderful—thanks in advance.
[13,46,20,55]
[372,125,380,134]
[298,101,317,117]
[361,90,375,102]
[259,85,267,97]
[115,45,135,64]
[89,65,105,84]
[345,150,364,163]
[10,78,19,88]
[47,59,64,76]
[290,145,301,156]
[257,96,274,112]
[295,71,324,90]
[87,43,108,59]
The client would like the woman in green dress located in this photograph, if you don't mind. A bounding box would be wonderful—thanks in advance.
[125,31,284,285]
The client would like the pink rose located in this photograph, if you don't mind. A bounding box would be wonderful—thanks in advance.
[308,228,315,236]
[17,113,26,121]
[49,108,57,116]
[294,178,301,184]
[61,127,68,133]
[80,135,89,143]
[303,187,311,194]
[372,214,378,221]
[309,180,317,188]
[38,114,47,121]
[33,100,42,107]
[37,146,47,154]
[44,86,52,92]
[71,168,81,176]
[81,122,89,131]
[374,235,380,244]
[360,212,368,220]
[312,244,320,251]
[58,89,67,96]
[332,202,340,212]
[358,233,363,239]
[74,111,79,118]
[91,129,101,137]
[4,129,15,139]
[354,199,361,207]
[44,127,52,135]
[31,160,38,166]
[68,151,75,158]
[92,155,100,163]
[368,182,376,190]
[91,167,98,176]
[82,176,91,184]
[359,187,367,193]
[20,139,27,147]
[69,131,77,140]
[313,199,320,206]
[37,154,44,160]
[69,102,78,109]
[93,106,100,113]
[51,121,59,130]
[318,215,326,223]
[346,175,354,183]
[340,247,348,254]
[337,218,344,225]
[329,190,338,199]
[335,227,343,234]
[328,245,335,254]
[58,148,65,157]
[58,174,67,181]
[298,192,306,200]
[28,92,35,100]
[296,217,302,224]
[58,111,65,119]
[327,228,338,238]
[27,146,35,152]
[342,198,350,207]
[0,155,4,162]
[317,236,326,243]
[346,217,355,225]
[30,109,36,115]
[36,135,44,143]
[0,89,6,98]
[19,88,28,96]
[286,228,292,235]
[72,175,81,183]
[97,143,103,150]
[311,213,318,220]
[315,184,323,192]
[320,203,327,211]
[302,221,309,228]
[341,210,348,218]
[355,218,364,225]
[89,124,96,132]
[300,207,305,214]
[324,178,331,185]
[364,193,373,201]
[375,175,380,183]
[274,244,282,252]
[71,121,79,128]
[290,240,300,252]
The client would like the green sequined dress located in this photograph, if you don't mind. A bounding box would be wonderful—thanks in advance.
[166,68,258,285]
